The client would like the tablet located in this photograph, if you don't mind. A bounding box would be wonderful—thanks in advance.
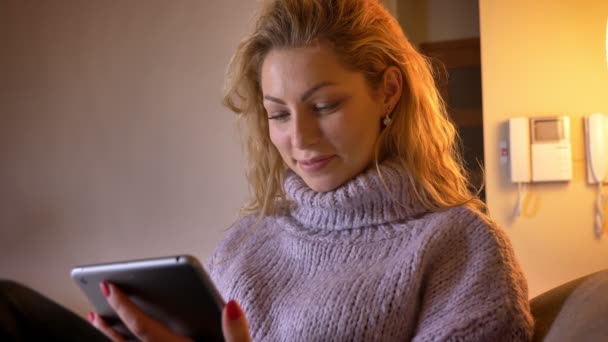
[71,255,224,341]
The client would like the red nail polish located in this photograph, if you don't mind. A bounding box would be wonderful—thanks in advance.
[100,282,110,297]
[88,312,95,323]
[226,300,241,321]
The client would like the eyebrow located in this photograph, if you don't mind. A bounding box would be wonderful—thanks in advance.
[263,81,336,105]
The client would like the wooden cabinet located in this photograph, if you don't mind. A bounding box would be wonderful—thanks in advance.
[419,38,485,201]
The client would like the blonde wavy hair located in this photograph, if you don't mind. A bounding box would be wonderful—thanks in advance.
[223,0,484,217]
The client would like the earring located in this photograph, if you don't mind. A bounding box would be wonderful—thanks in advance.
[382,106,393,126]
[383,115,392,126]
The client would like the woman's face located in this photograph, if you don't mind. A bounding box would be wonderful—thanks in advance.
[261,44,386,192]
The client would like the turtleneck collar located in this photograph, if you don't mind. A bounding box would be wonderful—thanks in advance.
[283,160,428,231]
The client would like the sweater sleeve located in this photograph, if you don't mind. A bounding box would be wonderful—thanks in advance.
[411,208,534,342]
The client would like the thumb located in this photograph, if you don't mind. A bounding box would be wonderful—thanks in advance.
[222,299,251,342]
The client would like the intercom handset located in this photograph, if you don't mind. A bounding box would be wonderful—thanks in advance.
[585,113,608,185]
[584,113,608,238]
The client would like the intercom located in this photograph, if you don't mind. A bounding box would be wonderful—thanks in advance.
[508,116,573,184]
[585,113,608,185]
[584,113,608,238]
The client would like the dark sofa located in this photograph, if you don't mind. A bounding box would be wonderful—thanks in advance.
[531,269,608,341]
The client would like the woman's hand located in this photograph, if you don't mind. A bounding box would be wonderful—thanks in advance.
[221,299,251,342]
[89,282,251,342]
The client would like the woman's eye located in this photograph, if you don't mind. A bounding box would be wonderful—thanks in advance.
[314,102,339,113]
[268,112,290,121]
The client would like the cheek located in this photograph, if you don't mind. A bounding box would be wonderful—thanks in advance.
[268,126,291,154]
[328,107,380,150]
[335,124,375,153]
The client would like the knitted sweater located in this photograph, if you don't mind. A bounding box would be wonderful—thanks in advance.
[206,162,534,341]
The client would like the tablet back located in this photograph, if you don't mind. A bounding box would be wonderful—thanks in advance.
[71,255,224,341]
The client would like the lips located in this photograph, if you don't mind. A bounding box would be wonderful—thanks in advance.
[297,155,335,172]
[299,155,333,165]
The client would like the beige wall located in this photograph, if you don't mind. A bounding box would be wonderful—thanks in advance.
[0,1,257,314]
[480,0,608,297]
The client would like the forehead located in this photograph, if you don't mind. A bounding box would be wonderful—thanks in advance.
[260,44,367,97]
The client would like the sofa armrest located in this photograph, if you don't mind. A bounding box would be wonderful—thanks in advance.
[530,269,608,341]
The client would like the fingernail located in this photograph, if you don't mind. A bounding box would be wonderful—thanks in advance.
[226,299,241,321]
[100,281,110,297]
[88,312,95,323]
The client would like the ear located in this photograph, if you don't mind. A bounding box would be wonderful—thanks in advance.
[380,66,403,116]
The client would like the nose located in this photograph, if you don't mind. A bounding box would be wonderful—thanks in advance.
[292,111,321,149]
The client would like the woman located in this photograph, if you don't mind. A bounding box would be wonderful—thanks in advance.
[1,0,534,341]
[202,0,533,340]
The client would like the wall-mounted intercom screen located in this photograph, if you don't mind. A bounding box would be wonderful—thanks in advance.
[531,118,565,142]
